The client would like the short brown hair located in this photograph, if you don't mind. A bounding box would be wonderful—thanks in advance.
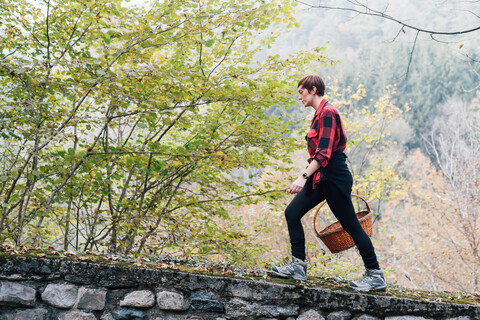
[297,75,325,96]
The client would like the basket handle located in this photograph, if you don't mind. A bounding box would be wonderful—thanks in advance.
[313,194,371,238]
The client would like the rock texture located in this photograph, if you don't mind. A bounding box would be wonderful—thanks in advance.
[0,256,478,320]
[41,283,78,309]
[0,281,36,307]
[190,290,225,312]
[58,310,97,320]
[156,290,190,311]
[297,309,325,320]
[77,287,107,311]
[119,290,155,308]
[13,308,48,320]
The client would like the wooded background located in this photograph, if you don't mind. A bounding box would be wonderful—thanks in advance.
[1,0,479,294]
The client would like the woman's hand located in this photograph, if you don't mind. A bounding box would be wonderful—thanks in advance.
[289,177,306,194]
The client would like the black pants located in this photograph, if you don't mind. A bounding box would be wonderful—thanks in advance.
[285,180,380,270]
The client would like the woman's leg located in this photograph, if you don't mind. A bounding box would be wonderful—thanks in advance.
[284,186,325,261]
[322,180,380,270]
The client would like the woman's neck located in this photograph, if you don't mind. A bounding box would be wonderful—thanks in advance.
[311,96,324,111]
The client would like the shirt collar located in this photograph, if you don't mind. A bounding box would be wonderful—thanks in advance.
[315,98,328,116]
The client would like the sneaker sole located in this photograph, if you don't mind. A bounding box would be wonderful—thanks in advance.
[349,283,387,291]
[269,269,306,281]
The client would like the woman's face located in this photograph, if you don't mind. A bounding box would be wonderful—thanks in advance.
[297,85,316,107]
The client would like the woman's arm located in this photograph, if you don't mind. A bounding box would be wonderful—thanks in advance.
[313,109,338,168]
[289,159,321,194]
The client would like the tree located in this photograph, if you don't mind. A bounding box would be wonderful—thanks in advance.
[295,0,480,76]
[296,0,480,37]
[319,42,479,145]
[370,97,480,293]
[421,97,480,292]
[0,0,325,260]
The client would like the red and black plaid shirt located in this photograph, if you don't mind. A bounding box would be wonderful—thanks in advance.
[306,99,347,188]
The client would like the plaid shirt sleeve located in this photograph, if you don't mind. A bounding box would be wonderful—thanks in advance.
[313,109,337,168]
[306,102,347,187]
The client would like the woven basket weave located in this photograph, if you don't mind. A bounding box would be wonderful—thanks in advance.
[313,194,372,253]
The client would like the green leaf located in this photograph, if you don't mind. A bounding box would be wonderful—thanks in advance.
[205,39,214,47]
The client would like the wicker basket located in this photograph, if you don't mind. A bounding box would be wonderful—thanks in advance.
[313,194,372,253]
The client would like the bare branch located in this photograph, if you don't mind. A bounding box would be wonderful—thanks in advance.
[296,0,480,36]
[390,26,404,43]
[405,30,419,80]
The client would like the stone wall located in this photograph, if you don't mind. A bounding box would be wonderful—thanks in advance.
[0,256,478,320]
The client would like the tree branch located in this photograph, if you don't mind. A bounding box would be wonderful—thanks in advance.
[296,0,480,36]
[405,30,419,80]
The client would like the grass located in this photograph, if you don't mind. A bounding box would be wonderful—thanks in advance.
[0,245,479,306]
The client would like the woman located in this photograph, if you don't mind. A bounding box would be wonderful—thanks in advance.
[270,74,387,291]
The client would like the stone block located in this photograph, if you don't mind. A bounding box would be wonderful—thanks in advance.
[227,280,302,301]
[32,274,61,281]
[120,290,155,308]
[40,265,51,274]
[385,317,431,320]
[0,274,24,281]
[100,313,115,320]
[227,281,258,299]
[77,287,107,311]
[328,310,352,320]
[354,315,381,320]
[226,298,299,318]
[298,309,325,320]
[64,274,91,285]
[190,290,224,313]
[0,313,14,320]
[156,290,190,311]
[58,311,97,320]
[112,309,145,320]
[100,280,139,289]
[0,282,36,307]
[41,283,78,309]
[13,308,48,320]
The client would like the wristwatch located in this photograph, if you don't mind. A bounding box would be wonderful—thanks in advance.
[302,172,309,179]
